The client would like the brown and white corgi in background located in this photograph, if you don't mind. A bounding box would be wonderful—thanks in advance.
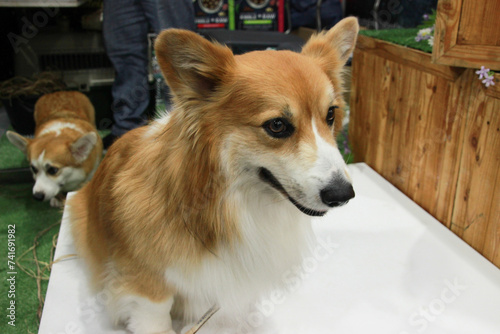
[7,91,102,207]
[67,17,358,333]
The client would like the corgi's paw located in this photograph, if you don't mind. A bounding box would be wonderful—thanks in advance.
[125,295,175,334]
[50,197,63,208]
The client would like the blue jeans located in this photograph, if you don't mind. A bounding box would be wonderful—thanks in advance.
[103,0,194,136]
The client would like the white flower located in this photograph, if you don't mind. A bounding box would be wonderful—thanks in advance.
[475,66,490,80]
[415,26,435,43]
[419,27,433,37]
[482,74,495,87]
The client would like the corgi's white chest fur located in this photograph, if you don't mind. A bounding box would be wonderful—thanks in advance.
[165,180,313,323]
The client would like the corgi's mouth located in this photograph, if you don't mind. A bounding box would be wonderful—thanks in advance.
[259,167,327,217]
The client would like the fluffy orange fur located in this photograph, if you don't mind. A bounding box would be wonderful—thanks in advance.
[27,92,102,173]
[68,17,359,330]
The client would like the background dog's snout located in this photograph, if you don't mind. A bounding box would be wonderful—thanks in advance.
[33,192,45,201]
[320,179,355,207]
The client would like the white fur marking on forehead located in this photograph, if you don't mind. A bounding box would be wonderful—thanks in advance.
[312,120,331,154]
[35,150,46,166]
[39,122,85,137]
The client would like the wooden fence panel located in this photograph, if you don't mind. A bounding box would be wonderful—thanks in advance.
[350,36,499,267]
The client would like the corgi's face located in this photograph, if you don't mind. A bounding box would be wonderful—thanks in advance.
[155,18,359,216]
[6,129,97,202]
[220,52,353,216]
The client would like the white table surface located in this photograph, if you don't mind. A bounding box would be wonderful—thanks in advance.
[39,163,500,334]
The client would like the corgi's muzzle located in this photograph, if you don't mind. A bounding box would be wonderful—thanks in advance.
[259,167,355,217]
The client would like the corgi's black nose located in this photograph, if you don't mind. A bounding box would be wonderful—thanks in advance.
[33,192,45,201]
[320,179,355,207]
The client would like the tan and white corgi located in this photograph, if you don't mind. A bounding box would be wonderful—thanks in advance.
[7,91,103,207]
[67,17,358,333]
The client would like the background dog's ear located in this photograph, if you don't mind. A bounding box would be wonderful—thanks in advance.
[154,29,235,101]
[71,132,97,163]
[301,17,359,77]
[6,131,30,154]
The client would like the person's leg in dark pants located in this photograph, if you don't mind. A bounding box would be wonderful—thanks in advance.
[103,0,151,147]
[142,0,195,32]
[103,0,195,148]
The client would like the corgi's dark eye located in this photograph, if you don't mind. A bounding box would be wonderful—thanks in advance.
[30,165,38,174]
[269,119,285,133]
[263,118,294,138]
[327,106,338,126]
[47,166,59,176]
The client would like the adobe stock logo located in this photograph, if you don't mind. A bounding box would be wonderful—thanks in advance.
[8,4,60,53]
[400,277,467,334]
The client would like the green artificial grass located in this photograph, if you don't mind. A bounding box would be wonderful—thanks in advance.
[0,183,62,333]
[360,28,433,53]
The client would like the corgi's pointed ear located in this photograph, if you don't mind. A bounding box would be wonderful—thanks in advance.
[301,17,359,71]
[154,29,235,101]
[71,132,97,163]
[6,131,30,154]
